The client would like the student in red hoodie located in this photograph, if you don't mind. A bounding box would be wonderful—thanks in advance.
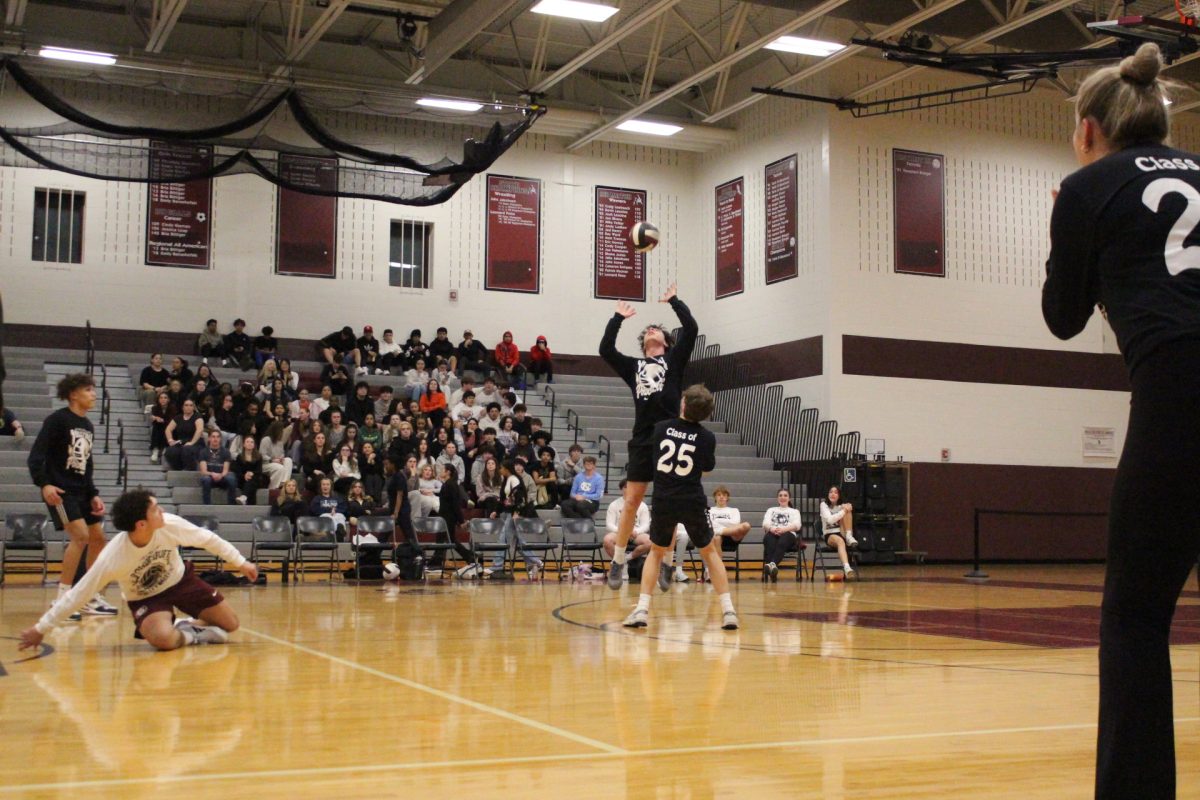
[494,330,524,387]
[529,335,553,384]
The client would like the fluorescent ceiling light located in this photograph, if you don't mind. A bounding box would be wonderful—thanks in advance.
[531,0,619,23]
[764,36,845,57]
[38,46,116,66]
[616,119,683,136]
[416,97,483,112]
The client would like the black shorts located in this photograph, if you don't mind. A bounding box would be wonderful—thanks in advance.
[648,501,714,550]
[46,491,103,531]
[625,441,655,483]
[129,563,224,638]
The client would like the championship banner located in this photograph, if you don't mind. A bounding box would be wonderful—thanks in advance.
[715,176,745,299]
[146,141,213,269]
[485,174,541,293]
[893,149,945,277]
[764,154,798,285]
[594,186,647,301]
[276,154,338,277]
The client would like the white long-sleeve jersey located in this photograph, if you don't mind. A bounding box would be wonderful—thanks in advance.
[708,506,742,534]
[605,498,650,536]
[35,513,245,634]
[819,501,847,534]
[762,506,802,533]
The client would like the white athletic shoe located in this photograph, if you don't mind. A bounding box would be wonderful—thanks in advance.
[623,608,648,628]
[722,611,740,630]
[355,367,368,376]
[83,595,118,616]
[674,567,690,583]
[236,495,248,505]
[845,533,859,549]
[143,404,154,414]
[182,623,228,645]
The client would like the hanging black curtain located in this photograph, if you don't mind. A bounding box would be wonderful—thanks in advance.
[0,58,546,205]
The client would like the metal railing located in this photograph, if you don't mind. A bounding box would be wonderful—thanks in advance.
[101,390,112,453]
[84,320,95,375]
[596,434,612,488]
[543,385,557,437]
[114,419,125,486]
[565,408,581,444]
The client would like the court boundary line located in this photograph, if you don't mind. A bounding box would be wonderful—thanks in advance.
[239,626,627,755]
[3,717,1197,793]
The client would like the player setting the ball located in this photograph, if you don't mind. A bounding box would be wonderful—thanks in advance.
[599,280,698,590]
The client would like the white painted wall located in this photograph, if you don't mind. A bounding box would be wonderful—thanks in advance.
[0,79,702,358]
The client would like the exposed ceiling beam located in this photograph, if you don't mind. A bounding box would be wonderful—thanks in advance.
[529,0,682,94]
[146,0,189,54]
[706,0,970,123]
[711,2,752,113]
[407,0,529,85]
[4,0,28,27]
[639,13,668,103]
[286,0,352,63]
[565,0,859,152]
[846,0,1082,100]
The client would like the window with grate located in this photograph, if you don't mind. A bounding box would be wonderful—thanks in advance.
[33,188,85,264]
[389,219,432,289]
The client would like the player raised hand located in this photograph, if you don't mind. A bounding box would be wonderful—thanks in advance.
[659,283,677,303]
[615,300,637,318]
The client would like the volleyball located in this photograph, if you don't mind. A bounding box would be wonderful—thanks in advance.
[382,562,401,581]
[630,221,660,253]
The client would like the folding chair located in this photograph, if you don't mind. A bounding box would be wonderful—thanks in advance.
[295,516,338,581]
[181,515,225,572]
[2,513,50,585]
[514,517,557,580]
[557,517,601,579]
[351,517,396,579]
[718,528,754,582]
[413,517,459,577]
[467,517,510,576]
[250,516,294,583]
[806,515,852,581]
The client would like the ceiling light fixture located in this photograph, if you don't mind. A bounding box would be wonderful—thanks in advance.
[416,97,483,112]
[531,0,619,23]
[616,119,683,136]
[38,46,117,66]
[764,36,845,58]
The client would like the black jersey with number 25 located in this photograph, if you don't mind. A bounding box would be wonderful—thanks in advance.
[651,417,716,503]
[1043,145,1200,375]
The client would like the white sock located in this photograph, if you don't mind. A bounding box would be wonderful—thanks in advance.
[843,563,853,573]
[719,593,735,613]
[636,593,651,612]
[612,549,626,566]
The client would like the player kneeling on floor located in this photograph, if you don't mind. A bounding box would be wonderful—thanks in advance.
[623,384,738,631]
[20,489,258,652]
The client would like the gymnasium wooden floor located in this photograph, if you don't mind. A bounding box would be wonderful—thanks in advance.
[1,564,1198,799]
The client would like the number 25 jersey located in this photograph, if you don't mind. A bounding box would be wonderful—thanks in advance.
[651,417,716,504]
[1044,145,1200,376]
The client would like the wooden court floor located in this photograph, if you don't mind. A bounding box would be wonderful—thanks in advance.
[1,564,1198,799]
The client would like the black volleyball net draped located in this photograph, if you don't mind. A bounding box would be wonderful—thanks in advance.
[0,59,545,206]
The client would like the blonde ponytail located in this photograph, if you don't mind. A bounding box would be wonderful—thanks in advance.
[1076,43,1173,149]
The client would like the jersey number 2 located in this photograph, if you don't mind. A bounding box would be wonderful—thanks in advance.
[657,440,695,476]
[1143,178,1200,275]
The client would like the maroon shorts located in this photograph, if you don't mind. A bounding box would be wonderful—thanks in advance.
[128,563,224,638]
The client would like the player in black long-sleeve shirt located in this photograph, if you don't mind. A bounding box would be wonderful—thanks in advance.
[1042,44,1200,800]
[598,282,697,589]
[27,374,117,618]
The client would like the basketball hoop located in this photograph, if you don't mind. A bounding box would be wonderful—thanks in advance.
[1178,0,1200,26]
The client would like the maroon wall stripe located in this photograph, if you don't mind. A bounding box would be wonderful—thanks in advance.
[843,335,1130,392]
[910,462,1113,561]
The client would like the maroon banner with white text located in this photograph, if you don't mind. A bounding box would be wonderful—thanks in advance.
[486,174,541,293]
[893,149,945,277]
[764,154,798,285]
[146,141,212,269]
[715,177,745,299]
[276,154,338,278]
[594,185,647,301]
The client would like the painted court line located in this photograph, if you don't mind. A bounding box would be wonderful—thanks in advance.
[4,717,1198,794]
[239,626,626,755]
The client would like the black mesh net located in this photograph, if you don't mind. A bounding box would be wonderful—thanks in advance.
[0,59,545,205]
